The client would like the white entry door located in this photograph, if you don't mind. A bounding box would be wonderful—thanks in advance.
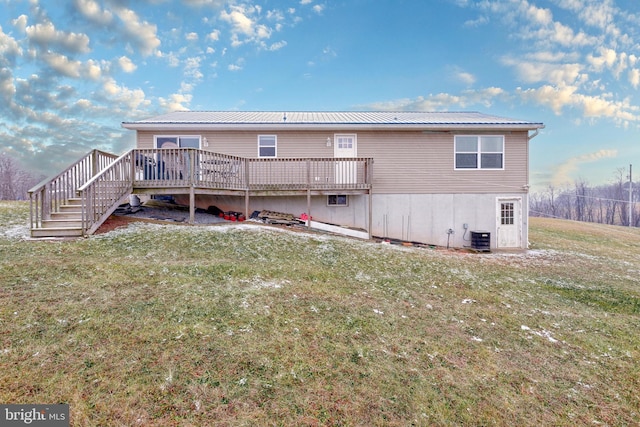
[496,198,522,248]
[334,134,357,184]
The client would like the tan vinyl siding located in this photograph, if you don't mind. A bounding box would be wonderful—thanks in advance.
[136,129,529,195]
[356,131,529,195]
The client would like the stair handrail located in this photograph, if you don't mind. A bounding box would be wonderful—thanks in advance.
[76,150,135,235]
[28,149,119,231]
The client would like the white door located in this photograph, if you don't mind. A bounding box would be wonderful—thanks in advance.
[496,198,522,248]
[334,134,357,184]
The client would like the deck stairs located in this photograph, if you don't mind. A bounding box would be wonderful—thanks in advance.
[31,198,85,238]
[28,149,125,239]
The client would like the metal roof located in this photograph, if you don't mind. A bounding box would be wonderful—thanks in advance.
[122,111,544,131]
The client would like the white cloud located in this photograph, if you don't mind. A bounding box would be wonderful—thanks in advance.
[118,56,137,73]
[312,5,325,14]
[73,0,113,25]
[587,47,617,72]
[184,56,203,81]
[220,5,255,36]
[629,69,640,89]
[504,58,584,86]
[361,87,506,111]
[463,16,488,27]
[85,59,102,80]
[158,93,191,112]
[102,77,149,110]
[11,15,28,32]
[0,68,16,105]
[207,30,220,41]
[41,52,82,78]
[551,149,618,187]
[518,84,638,123]
[25,21,91,53]
[525,3,553,26]
[456,71,476,85]
[112,6,160,56]
[0,25,22,60]
[219,4,283,48]
[267,40,287,51]
[186,32,199,41]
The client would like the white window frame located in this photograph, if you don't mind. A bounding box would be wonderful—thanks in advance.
[154,135,201,149]
[327,195,348,206]
[454,135,504,170]
[258,135,277,157]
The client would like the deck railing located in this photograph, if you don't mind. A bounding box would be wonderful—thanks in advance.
[246,157,372,191]
[77,152,135,235]
[131,148,373,191]
[29,148,373,236]
[28,150,118,229]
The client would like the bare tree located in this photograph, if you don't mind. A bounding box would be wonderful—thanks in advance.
[0,153,43,200]
[530,168,639,228]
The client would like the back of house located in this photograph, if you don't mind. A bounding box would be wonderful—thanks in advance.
[123,111,544,250]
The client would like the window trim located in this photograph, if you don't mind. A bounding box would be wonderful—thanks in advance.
[327,195,348,207]
[454,135,504,170]
[154,135,201,149]
[258,135,277,158]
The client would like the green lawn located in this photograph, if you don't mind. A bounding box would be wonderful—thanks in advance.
[1,201,639,426]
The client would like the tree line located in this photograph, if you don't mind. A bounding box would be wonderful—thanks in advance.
[530,168,639,227]
[0,153,45,201]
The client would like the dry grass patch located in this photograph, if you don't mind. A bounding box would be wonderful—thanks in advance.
[1,203,639,425]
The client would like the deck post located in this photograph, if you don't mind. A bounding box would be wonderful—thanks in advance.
[189,186,195,224]
[368,190,373,239]
[306,159,311,229]
[245,190,250,219]
[307,189,311,230]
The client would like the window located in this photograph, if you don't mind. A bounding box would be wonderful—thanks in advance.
[501,202,514,225]
[455,136,504,169]
[258,135,277,157]
[155,136,201,148]
[328,195,348,206]
[336,135,354,150]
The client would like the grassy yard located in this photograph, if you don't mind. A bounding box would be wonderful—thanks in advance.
[1,201,639,426]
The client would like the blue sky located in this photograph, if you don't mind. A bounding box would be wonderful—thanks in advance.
[1,0,639,191]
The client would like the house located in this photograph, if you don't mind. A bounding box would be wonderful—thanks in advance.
[28,111,544,250]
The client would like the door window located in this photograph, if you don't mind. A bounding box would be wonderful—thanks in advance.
[501,202,514,225]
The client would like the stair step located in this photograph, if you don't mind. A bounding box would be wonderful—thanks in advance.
[42,219,84,229]
[66,198,83,206]
[51,212,83,221]
[59,205,83,213]
[31,227,84,238]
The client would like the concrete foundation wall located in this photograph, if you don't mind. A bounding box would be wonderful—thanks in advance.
[371,193,528,249]
[174,192,528,249]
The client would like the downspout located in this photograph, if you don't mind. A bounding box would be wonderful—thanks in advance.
[524,127,543,249]
[528,128,540,141]
[524,128,542,192]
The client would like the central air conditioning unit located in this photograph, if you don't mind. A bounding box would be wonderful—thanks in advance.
[470,231,491,252]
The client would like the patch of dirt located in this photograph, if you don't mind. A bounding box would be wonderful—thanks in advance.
[95,214,151,234]
[95,201,229,234]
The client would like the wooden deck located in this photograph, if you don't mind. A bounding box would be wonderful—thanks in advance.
[29,148,373,237]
